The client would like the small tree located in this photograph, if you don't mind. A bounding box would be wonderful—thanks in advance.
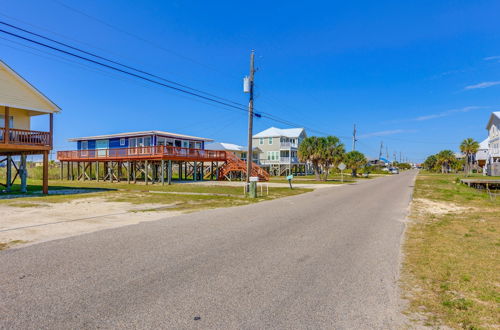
[423,155,437,171]
[319,136,345,181]
[298,137,323,181]
[459,138,479,176]
[345,150,367,177]
[435,150,456,173]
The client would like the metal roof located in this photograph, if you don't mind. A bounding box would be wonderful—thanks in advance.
[253,127,305,138]
[68,130,213,142]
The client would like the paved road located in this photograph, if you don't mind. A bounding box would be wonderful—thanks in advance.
[0,170,417,329]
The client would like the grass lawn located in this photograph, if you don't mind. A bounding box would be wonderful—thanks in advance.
[268,173,381,184]
[402,173,499,329]
[0,179,311,211]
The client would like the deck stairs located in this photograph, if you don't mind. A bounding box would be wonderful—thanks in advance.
[218,152,269,181]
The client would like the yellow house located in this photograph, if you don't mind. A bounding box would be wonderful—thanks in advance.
[0,59,61,194]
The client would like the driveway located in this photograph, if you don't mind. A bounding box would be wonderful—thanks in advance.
[0,170,417,329]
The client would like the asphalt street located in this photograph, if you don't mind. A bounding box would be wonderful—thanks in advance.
[0,170,417,329]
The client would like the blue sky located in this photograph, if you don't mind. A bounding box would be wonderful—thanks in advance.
[2,0,500,162]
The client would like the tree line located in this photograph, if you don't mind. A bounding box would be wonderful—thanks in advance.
[297,136,368,180]
[423,138,479,175]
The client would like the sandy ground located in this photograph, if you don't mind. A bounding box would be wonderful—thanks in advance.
[0,197,181,248]
[412,197,475,215]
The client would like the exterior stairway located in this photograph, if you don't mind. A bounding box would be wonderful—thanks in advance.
[218,151,270,181]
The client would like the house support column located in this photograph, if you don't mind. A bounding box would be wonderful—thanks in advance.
[193,162,197,181]
[161,160,165,185]
[60,161,63,180]
[127,161,131,184]
[145,160,148,185]
[167,160,172,185]
[42,151,49,195]
[20,154,28,193]
[6,156,12,192]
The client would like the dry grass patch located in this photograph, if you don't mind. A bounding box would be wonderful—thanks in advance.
[402,173,499,329]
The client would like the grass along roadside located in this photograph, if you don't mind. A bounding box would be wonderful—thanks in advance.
[402,173,499,329]
[0,179,311,210]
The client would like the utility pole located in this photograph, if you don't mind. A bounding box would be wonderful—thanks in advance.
[400,152,402,163]
[386,146,389,160]
[352,124,357,151]
[245,50,255,187]
[378,141,383,160]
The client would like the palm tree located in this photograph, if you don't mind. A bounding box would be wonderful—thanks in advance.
[298,136,323,181]
[319,136,345,181]
[460,138,480,176]
[345,150,367,177]
[435,150,456,173]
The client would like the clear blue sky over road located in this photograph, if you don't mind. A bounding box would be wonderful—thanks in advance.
[2,0,500,161]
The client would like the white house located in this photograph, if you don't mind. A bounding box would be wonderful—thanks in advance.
[486,112,500,176]
[252,127,307,175]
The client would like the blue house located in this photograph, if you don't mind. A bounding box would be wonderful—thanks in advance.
[68,130,213,154]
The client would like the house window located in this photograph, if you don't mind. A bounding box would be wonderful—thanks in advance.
[120,138,126,146]
[267,151,278,161]
[194,142,202,149]
[259,138,264,145]
[81,141,88,156]
[241,152,247,160]
[182,140,189,148]
[157,137,166,146]
[0,115,14,128]
[268,137,273,145]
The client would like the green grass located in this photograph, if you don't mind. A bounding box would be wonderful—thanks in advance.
[402,173,500,329]
[0,179,311,211]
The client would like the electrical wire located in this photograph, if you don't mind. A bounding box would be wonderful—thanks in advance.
[0,21,247,109]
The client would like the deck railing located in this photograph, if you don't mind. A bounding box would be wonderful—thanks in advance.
[0,128,51,146]
[57,146,228,161]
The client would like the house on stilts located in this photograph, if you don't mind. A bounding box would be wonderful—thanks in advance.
[57,131,269,183]
[0,60,60,194]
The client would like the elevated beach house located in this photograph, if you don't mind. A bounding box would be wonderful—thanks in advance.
[57,131,269,183]
[0,60,60,194]
[252,127,308,176]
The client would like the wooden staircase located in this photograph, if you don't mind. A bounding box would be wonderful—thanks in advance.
[218,152,269,181]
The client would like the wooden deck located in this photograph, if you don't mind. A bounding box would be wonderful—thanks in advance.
[57,146,228,162]
[0,128,52,154]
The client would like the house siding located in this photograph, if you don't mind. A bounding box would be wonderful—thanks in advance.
[76,134,206,151]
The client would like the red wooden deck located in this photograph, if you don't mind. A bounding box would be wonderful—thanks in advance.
[57,146,228,162]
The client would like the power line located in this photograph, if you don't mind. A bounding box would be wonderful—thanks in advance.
[0,21,247,109]
[50,0,241,80]
[0,26,254,114]
[0,22,348,140]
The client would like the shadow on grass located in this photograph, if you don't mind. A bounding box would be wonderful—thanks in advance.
[0,183,115,200]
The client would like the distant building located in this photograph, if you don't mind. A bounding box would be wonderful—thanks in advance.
[475,138,489,170]
[252,127,307,175]
[486,112,500,176]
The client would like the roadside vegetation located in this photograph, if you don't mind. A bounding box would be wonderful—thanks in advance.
[402,172,499,329]
[0,179,310,206]
[423,138,480,176]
